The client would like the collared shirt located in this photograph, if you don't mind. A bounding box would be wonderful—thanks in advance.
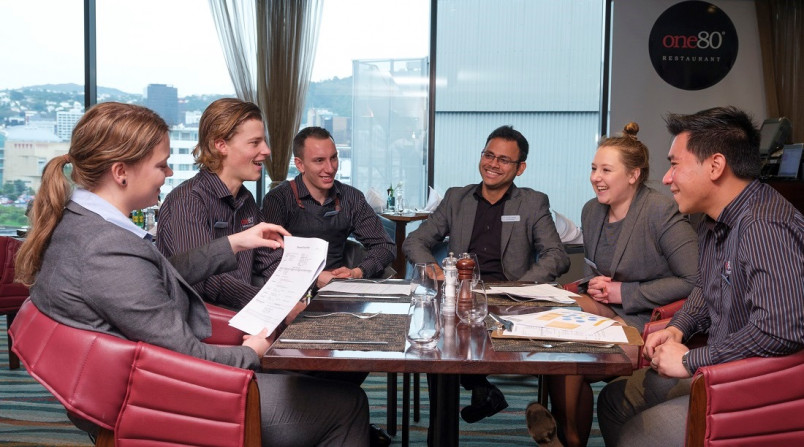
[670,180,804,371]
[467,184,511,280]
[71,188,150,240]
[262,174,394,278]
[156,169,281,310]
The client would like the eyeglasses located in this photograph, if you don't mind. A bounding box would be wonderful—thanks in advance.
[480,151,520,167]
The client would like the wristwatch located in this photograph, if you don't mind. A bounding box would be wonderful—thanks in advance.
[681,351,694,375]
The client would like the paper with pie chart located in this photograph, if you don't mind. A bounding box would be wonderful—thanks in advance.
[505,309,617,335]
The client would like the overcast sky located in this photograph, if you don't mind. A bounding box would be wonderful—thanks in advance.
[0,0,429,96]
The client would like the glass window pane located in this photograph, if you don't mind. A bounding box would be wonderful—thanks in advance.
[302,0,431,210]
[435,0,604,224]
[0,1,83,232]
[97,1,236,198]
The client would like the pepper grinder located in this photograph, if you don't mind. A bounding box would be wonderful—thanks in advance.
[456,256,476,317]
[441,252,458,314]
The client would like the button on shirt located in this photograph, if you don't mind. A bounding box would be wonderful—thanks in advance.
[157,169,281,310]
[467,184,510,281]
[262,175,395,278]
[669,180,804,371]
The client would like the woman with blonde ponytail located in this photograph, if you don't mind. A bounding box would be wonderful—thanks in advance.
[16,102,369,446]
[541,123,700,447]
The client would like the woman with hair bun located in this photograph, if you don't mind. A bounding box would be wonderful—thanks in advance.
[16,102,369,447]
[544,123,698,447]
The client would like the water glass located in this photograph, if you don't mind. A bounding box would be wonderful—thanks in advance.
[407,293,441,350]
[410,262,439,297]
[456,279,488,325]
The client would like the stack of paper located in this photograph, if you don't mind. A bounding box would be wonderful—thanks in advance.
[317,281,411,297]
[486,284,579,304]
[497,309,634,345]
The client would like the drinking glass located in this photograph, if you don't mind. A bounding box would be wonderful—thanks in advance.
[410,262,439,297]
[456,279,488,325]
[407,293,441,350]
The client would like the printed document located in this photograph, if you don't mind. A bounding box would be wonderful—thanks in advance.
[486,284,579,304]
[318,281,411,296]
[229,236,327,335]
[500,309,629,343]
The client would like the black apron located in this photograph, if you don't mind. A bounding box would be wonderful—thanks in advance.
[288,180,351,270]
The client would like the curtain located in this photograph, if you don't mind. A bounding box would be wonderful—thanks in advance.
[756,0,804,143]
[209,0,323,188]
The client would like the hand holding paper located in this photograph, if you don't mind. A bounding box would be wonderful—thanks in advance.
[229,236,328,335]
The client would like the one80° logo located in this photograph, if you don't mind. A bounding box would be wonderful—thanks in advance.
[662,31,725,49]
[649,1,738,90]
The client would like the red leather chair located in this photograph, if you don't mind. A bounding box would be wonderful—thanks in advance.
[0,236,29,369]
[686,349,804,446]
[640,318,804,446]
[649,298,687,322]
[9,299,261,446]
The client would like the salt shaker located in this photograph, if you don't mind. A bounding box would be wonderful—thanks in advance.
[442,252,458,314]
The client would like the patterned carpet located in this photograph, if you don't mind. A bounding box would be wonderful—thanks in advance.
[1,315,606,446]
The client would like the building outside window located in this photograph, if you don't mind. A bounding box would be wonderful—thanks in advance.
[0,0,604,233]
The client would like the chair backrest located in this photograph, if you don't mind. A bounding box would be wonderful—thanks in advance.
[686,349,804,447]
[0,236,29,311]
[10,299,260,446]
[9,299,135,429]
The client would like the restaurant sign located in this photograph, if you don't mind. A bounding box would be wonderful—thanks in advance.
[648,1,738,90]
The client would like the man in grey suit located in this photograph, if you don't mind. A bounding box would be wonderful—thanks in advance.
[403,125,570,423]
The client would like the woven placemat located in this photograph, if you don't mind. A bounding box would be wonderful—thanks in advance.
[487,294,576,307]
[274,312,408,351]
[314,294,411,303]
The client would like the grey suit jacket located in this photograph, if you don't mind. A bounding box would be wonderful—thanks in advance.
[582,186,698,329]
[403,183,570,282]
[30,201,260,370]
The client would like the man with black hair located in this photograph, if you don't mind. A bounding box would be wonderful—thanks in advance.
[598,106,804,446]
[404,125,569,424]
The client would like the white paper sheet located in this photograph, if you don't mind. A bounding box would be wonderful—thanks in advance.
[486,284,579,304]
[318,281,411,296]
[504,309,616,335]
[502,323,630,344]
[229,236,328,335]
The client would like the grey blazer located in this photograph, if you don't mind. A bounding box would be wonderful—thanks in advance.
[30,201,260,370]
[582,186,698,329]
[403,183,570,282]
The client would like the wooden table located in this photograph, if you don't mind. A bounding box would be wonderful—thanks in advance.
[263,299,633,446]
[380,212,429,278]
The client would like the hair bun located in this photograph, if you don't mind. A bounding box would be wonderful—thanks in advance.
[623,122,639,137]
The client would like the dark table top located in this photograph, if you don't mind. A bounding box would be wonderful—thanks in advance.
[262,298,633,377]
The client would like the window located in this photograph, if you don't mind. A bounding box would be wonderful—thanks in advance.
[0,1,83,232]
[434,0,604,224]
[303,0,431,209]
[97,0,235,198]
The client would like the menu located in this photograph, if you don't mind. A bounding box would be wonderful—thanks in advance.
[229,236,327,335]
[494,309,642,345]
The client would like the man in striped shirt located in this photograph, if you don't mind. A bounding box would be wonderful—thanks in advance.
[598,106,804,446]
[157,98,281,310]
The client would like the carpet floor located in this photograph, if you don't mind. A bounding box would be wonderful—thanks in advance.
[1,315,606,446]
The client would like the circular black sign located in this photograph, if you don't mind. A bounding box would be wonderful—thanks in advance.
[648,1,738,90]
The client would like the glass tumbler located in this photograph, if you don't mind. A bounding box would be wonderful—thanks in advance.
[456,279,488,325]
[410,262,439,297]
[407,293,441,349]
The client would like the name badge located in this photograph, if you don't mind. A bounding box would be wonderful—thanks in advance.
[501,215,520,222]
[323,210,340,217]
